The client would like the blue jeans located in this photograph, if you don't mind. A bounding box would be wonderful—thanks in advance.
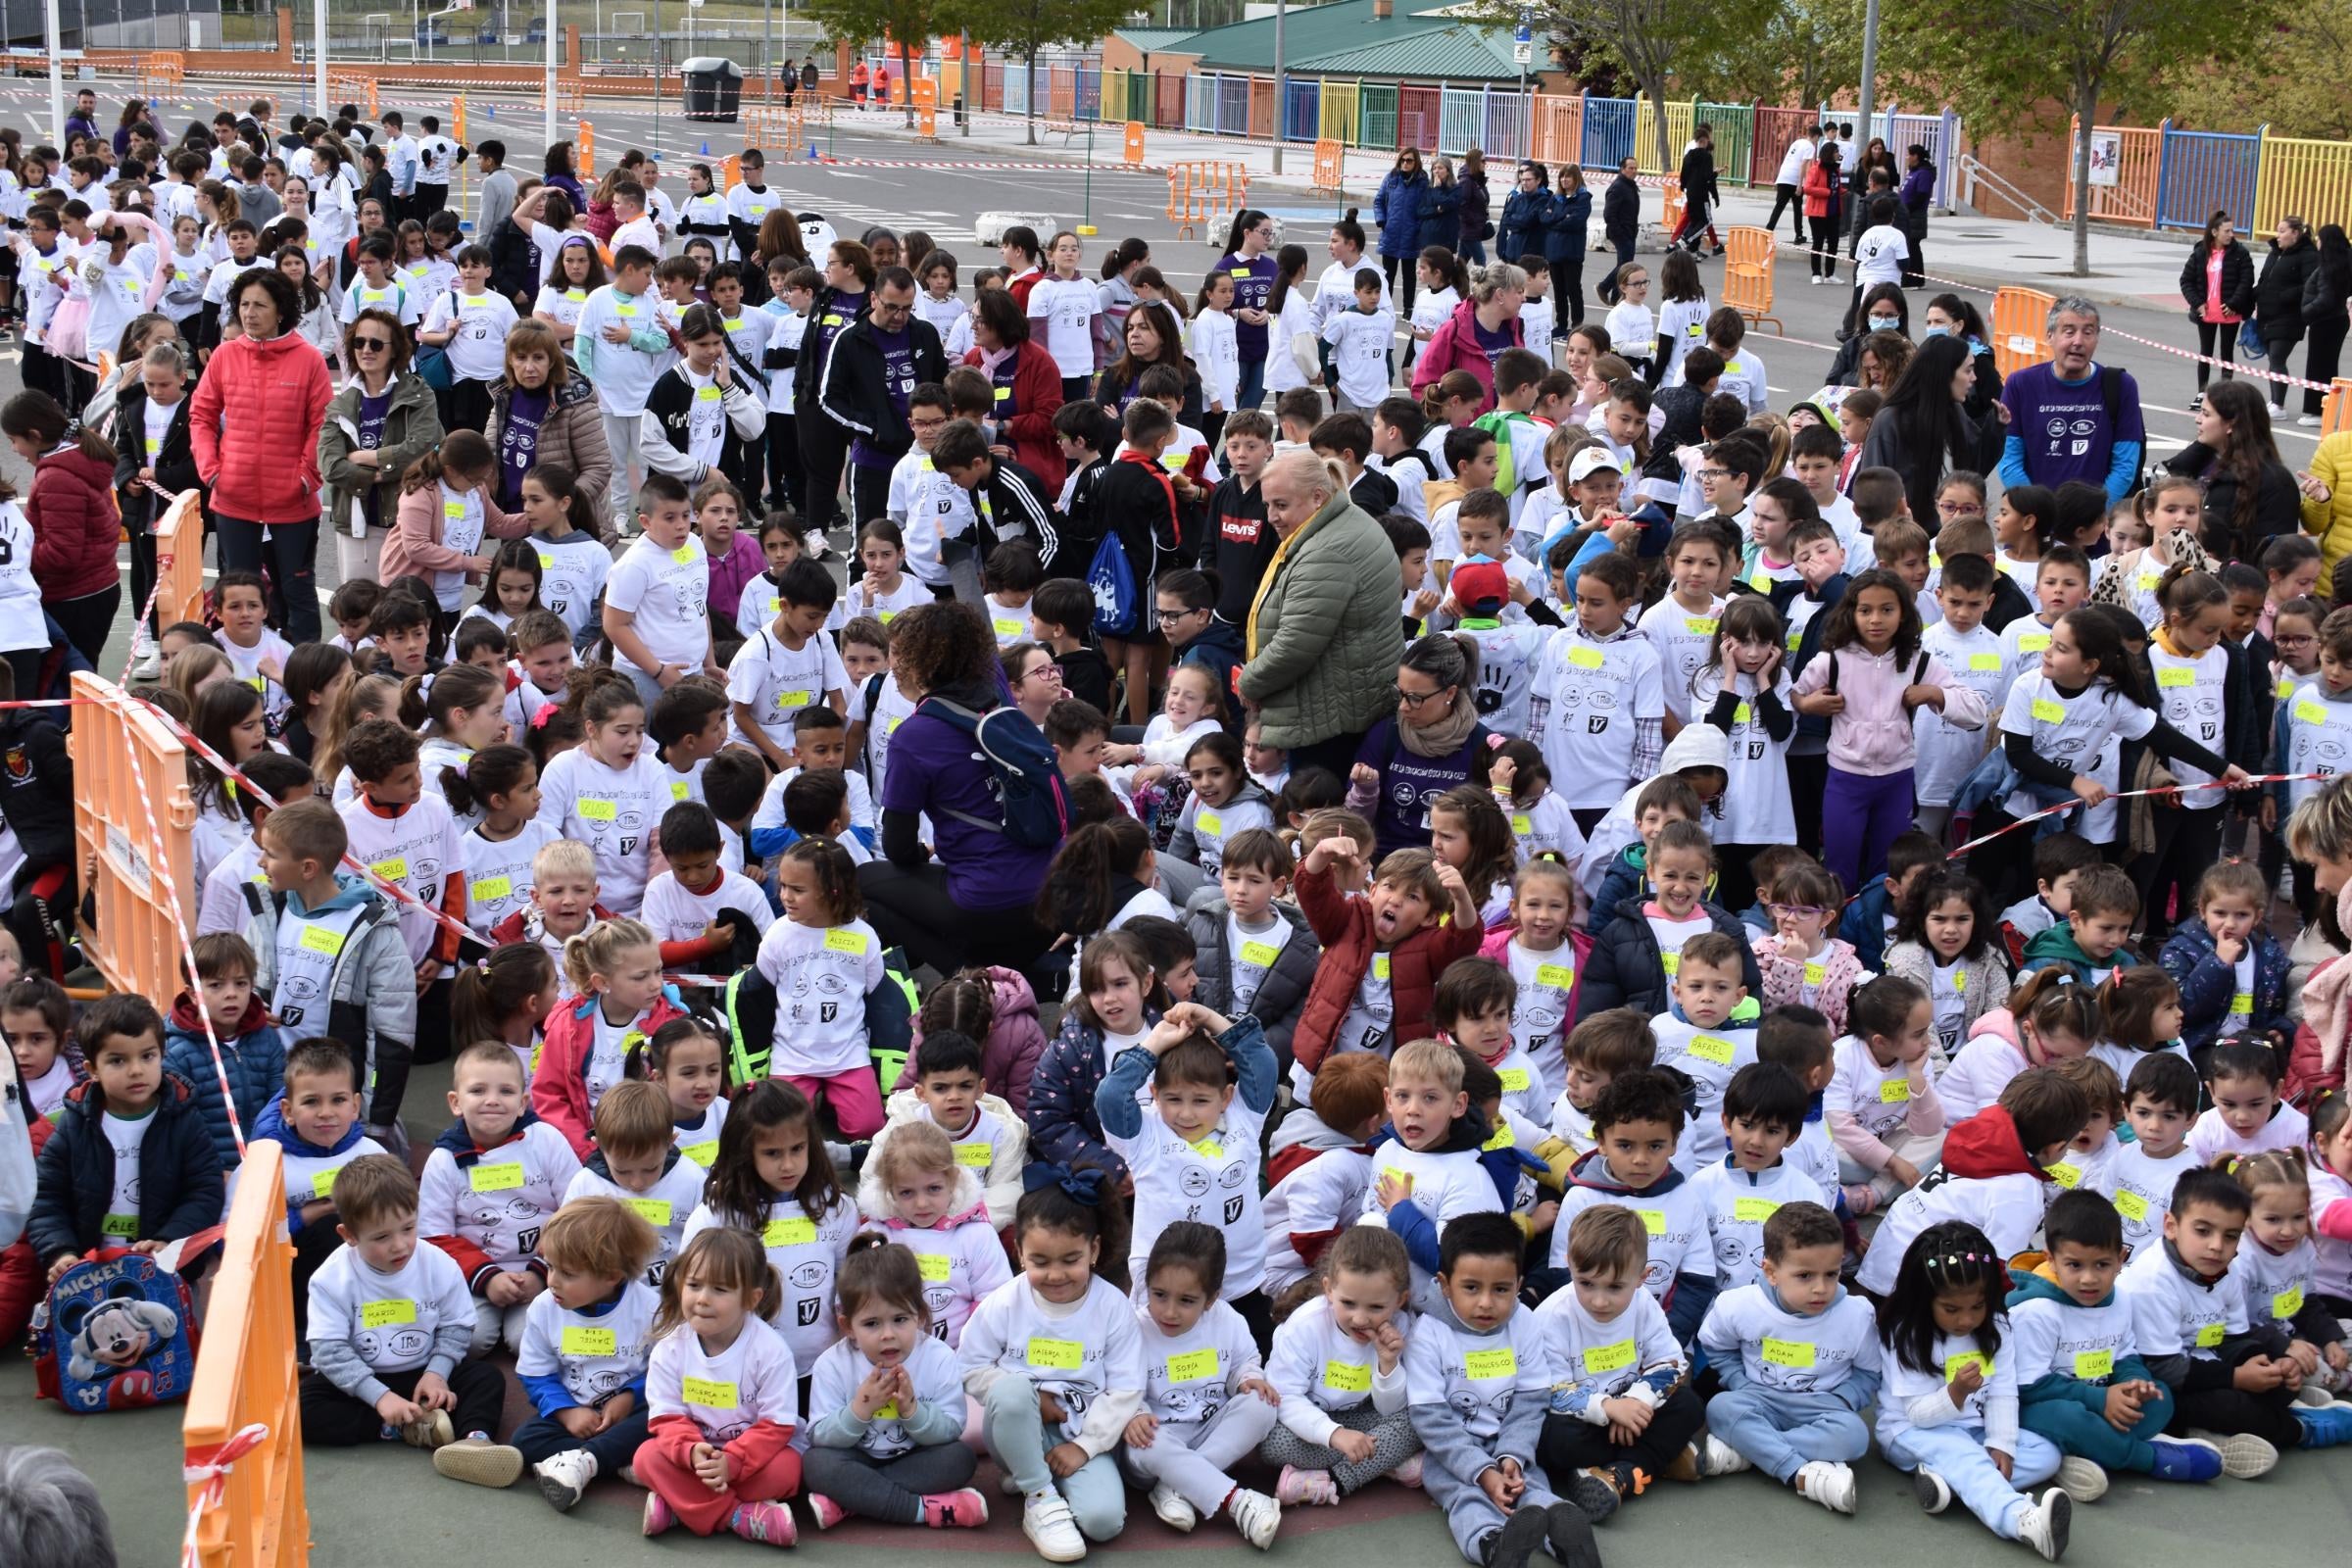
[1459,237,1488,267]
[1237,355,1266,414]
[1704,1385,1871,1483]
[512,1407,652,1473]
[1884,1424,2060,1538]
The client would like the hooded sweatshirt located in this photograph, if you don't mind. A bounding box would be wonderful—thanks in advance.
[1858,1106,2055,1296]
[2020,921,2139,985]
[2005,1264,2156,1409]
[1262,1107,1374,1291]
[229,1089,388,1230]
[1548,1145,1716,1344]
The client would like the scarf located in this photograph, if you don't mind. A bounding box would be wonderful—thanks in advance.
[1398,688,1481,758]
[2089,527,2209,610]
[2303,876,2352,1075]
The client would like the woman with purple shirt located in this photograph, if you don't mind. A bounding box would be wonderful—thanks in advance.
[860,601,1059,979]
[1215,211,1281,415]
[483,319,612,515]
[318,307,441,583]
[1898,144,1936,287]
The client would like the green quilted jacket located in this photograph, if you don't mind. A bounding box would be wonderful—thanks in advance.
[1239,491,1404,750]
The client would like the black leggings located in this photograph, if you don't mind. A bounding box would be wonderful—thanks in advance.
[2131,802,2224,940]
[2192,318,2238,390]
[1766,183,1804,240]
[50,586,121,668]
[798,413,849,534]
[1381,252,1418,318]
[856,860,1055,983]
[1810,216,1840,278]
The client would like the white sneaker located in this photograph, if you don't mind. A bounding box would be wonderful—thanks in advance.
[1910,1466,1951,1514]
[1227,1488,1282,1550]
[2186,1428,2279,1478]
[1697,1434,1751,1477]
[1022,1490,1088,1563]
[2053,1455,2107,1502]
[1150,1482,1198,1533]
[532,1449,598,1511]
[2018,1487,2072,1561]
[1795,1460,1856,1515]
[131,652,163,680]
[2299,414,2323,426]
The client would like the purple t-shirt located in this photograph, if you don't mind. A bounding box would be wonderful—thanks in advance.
[2000,362,2144,495]
[495,386,550,509]
[1353,718,1494,859]
[1471,317,1516,365]
[1215,251,1281,359]
[851,320,917,469]
[880,708,1056,908]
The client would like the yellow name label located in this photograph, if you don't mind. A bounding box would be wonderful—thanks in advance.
[1687,1034,1735,1065]
[1879,1079,1912,1103]
[624,1198,673,1225]
[992,617,1023,637]
[1483,1123,1515,1152]
[1582,1340,1637,1374]
[670,781,690,801]
[917,1251,953,1283]
[2157,666,2195,688]
[361,1298,417,1328]
[1685,617,1718,635]
[955,1140,994,1168]
[696,384,723,402]
[2031,698,2066,722]
[1760,1338,1816,1368]
[2195,1322,2226,1348]
[471,875,513,902]
[299,924,346,957]
[2297,699,2329,724]
[671,546,697,565]
[2274,1285,2304,1318]
[1498,1067,1531,1092]
[1512,812,1534,834]
[1026,1337,1084,1370]
[1537,963,1575,989]
[1373,955,1392,981]
[1198,809,1223,834]
[824,928,870,956]
[368,856,409,882]
[314,1165,340,1197]
[101,1213,139,1237]
[577,798,617,821]
[2045,1161,2081,1188]
[1568,645,1604,669]
[681,1141,719,1168]
[761,1217,817,1247]
[468,1161,525,1192]
[2073,1348,2114,1379]
[1166,1348,1221,1382]
[1968,653,2002,672]
[563,1326,617,1356]
[2229,991,2253,1015]
[1241,941,1281,967]
[1637,1208,1666,1236]
[1944,1351,1991,1383]
[2019,633,2052,654]
[443,499,466,519]
[682,1376,739,1407]
[2113,1190,2149,1222]
[1661,953,1680,975]
[1188,1138,1225,1160]
[1323,1358,1372,1393]
[1803,961,1826,986]
[1463,1348,1518,1380]
[1734,1197,1780,1223]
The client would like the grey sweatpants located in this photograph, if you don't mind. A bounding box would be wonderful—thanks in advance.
[602,412,643,532]
[802,1441,978,1523]
[1257,1402,1420,1494]
[1120,1396,1280,1515]
[1422,1442,1558,1565]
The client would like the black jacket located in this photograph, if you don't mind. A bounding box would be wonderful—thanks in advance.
[1349,465,1398,518]
[1678,144,1719,209]
[814,312,949,469]
[110,385,201,532]
[0,710,74,878]
[969,454,1064,573]
[2256,238,2320,339]
[489,219,540,311]
[2167,441,2304,561]
[2180,239,2256,320]
[1199,472,1270,623]
[29,1073,224,1263]
[1603,174,1642,247]
[2304,255,2352,330]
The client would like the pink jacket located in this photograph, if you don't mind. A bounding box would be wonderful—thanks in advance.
[1752,933,1867,1035]
[1409,299,1522,411]
[890,964,1049,1119]
[378,478,528,590]
[1791,641,1987,776]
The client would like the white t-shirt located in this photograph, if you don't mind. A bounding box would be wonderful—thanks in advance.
[726,626,849,755]
[645,1315,800,1444]
[640,866,775,948]
[533,748,673,914]
[1854,225,1911,288]
[1025,275,1100,379]
[308,1232,473,1374]
[1322,308,1396,409]
[100,1108,152,1238]
[423,289,519,382]
[461,820,559,938]
[532,531,613,641]
[752,918,887,1076]
[416,1122,580,1273]
[1996,675,2157,818]
[515,1278,660,1411]
[338,794,466,965]
[807,1333,966,1456]
[1107,1095,1269,1301]
[606,534,711,678]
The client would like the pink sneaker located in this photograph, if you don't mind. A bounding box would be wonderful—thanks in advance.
[1391,1454,1424,1490]
[729,1499,798,1547]
[642,1494,676,1538]
[1275,1466,1339,1507]
[922,1488,991,1528]
[808,1494,849,1531]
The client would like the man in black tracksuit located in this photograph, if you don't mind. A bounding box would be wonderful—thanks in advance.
[815,266,947,532]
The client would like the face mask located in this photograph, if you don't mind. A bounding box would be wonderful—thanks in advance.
[1922,323,1948,336]
[1868,317,1900,331]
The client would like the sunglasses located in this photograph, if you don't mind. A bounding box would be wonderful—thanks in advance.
[353,337,391,351]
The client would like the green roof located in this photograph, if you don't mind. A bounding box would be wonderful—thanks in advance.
[1180,0,1524,80]
[1113,27,1202,53]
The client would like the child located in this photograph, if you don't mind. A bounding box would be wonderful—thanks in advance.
[162,932,287,1171]
[1261,1224,1424,1503]
[2159,861,2290,1063]
[1528,554,1663,830]
[2187,1039,2308,1164]
[562,1079,705,1290]
[1481,858,1584,1102]
[1857,1070,2091,1298]
[1827,969,1953,1207]
[502,1196,662,1510]
[457,745,555,941]
[1885,871,2012,1062]
[803,1235,986,1529]
[1438,956,1549,1133]
[1259,1054,1389,1296]
[1185,827,1319,1071]
[956,1177,1145,1561]
[648,680,731,807]
[490,839,611,964]
[1533,1203,1703,1509]
[1917,554,2006,842]
[532,919,685,1160]
[1643,931,1758,1170]
[406,662,507,832]
[728,556,848,772]
[1322,269,1396,414]
[1578,821,1762,1022]
[1028,931,1166,1187]
[983,541,1048,655]
[534,673,671,916]
[1791,567,1989,891]
[1407,1212,1595,1568]
[752,838,908,1139]
[239,1037,390,1343]
[603,471,716,706]
[332,720,469,1049]
[296,1154,508,1464]
[640,801,772,971]
[246,800,416,1144]
[29,994,223,1280]
[852,1118,1011,1348]
[2095,1052,2202,1262]
[1872,1221,2074,1558]
[2230,1149,2350,1398]
[838,518,929,630]
[734,513,807,645]
[1691,1061,1831,1292]
[1120,1222,1284,1544]
[1546,1067,1715,1345]
[2020,864,2141,986]
[634,1017,728,1170]
[1099,1000,1277,1318]
[501,612,579,739]
[1547,1009,1655,1163]
[1028,580,1114,718]
[1689,597,1796,905]
[1361,1037,1512,1314]
[1692,1200,1881,1512]
[1754,859,1866,1035]
[2000,833,2097,964]
[418,1040,582,1355]
[1640,523,1732,731]
[1169,734,1277,878]
[636,1227,805,1543]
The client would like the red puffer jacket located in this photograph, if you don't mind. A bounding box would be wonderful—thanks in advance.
[27,444,120,600]
[1290,858,1482,1076]
[962,342,1065,494]
[190,326,332,523]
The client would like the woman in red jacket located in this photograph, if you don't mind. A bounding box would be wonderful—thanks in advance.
[0,391,120,664]
[961,287,1065,496]
[191,266,334,643]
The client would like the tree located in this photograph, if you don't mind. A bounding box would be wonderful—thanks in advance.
[803,0,937,127]
[1891,0,2282,274]
[2165,8,2352,141]
[1748,0,1864,117]
[1494,0,1766,170]
[939,0,1133,145]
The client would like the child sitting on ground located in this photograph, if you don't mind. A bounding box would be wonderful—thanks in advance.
[161,932,288,1172]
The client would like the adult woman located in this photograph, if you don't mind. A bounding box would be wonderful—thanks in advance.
[1897,143,1936,286]
[1844,327,1912,395]
[541,141,586,209]
[2255,216,2319,414]
[1214,213,1279,412]
[1237,449,1404,780]
[1496,162,1554,267]
[1544,165,1592,328]
[1411,263,1528,411]
[1923,293,1999,416]
[1,391,118,665]
[753,206,810,281]
[112,98,157,160]
[1423,156,1463,264]
[1374,148,1430,318]
[191,267,331,643]
[2283,775,2352,1102]
[2179,210,2255,405]
[1351,632,1494,859]
[790,237,874,535]
[2301,223,2352,426]
[2298,429,2352,573]
[1804,141,1843,282]
[1828,282,1907,384]
[1456,148,1491,268]
[1847,136,1896,240]
[1856,334,2007,527]
[1093,300,1201,421]
[858,601,1058,981]
[483,318,612,516]
[318,306,441,583]
[2166,379,2301,561]
[961,286,1064,495]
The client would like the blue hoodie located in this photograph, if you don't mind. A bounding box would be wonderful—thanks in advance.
[250,1089,370,1234]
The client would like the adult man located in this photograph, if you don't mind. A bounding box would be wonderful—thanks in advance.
[819,266,949,528]
[62,88,98,147]
[1766,124,1819,244]
[1237,448,1405,779]
[1998,297,2146,507]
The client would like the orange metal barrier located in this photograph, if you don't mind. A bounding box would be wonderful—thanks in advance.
[184,1139,309,1568]
[2323,378,2352,436]
[1123,120,1145,169]
[68,671,195,1009]
[1992,285,2056,379]
[1660,177,1684,237]
[1163,161,1249,240]
[1721,225,1779,334]
[155,487,208,629]
[1310,137,1344,196]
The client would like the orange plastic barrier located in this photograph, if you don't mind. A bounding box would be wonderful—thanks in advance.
[1123,120,1145,169]
[452,93,467,143]
[1721,225,1780,334]
[913,77,937,141]
[183,1139,310,1568]
[1163,162,1247,239]
[1310,137,1344,196]
[67,671,196,1009]
[2324,377,2352,436]
[155,486,208,629]
[578,120,595,176]
[1660,177,1684,237]
[136,52,184,97]
[1992,285,2056,379]
[556,79,586,116]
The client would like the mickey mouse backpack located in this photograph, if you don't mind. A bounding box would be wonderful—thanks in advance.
[32,1239,207,1412]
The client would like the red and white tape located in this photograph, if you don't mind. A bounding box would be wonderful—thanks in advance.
[180,1421,270,1568]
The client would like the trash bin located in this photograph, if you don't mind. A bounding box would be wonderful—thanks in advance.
[680,57,744,122]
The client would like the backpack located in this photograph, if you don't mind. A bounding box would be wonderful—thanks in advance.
[1088,528,1141,638]
[917,695,1070,848]
[33,1240,208,1412]
[1473,410,1536,496]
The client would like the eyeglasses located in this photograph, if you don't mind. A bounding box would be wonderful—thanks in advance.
[2278,633,2318,647]
[1936,500,1983,516]
[1695,467,1729,482]
[1393,684,1447,708]
[1020,663,1062,684]
[1767,903,1830,919]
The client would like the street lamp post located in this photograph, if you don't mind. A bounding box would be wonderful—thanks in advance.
[1270,0,1284,174]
